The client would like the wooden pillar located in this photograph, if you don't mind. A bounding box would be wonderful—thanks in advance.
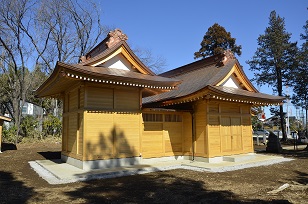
[0,116,12,153]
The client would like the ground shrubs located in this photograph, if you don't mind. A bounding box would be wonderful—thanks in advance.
[2,125,17,143]
[43,114,62,137]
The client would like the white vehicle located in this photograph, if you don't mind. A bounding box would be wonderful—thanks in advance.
[253,129,269,136]
[299,136,308,144]
[273,130,283,138]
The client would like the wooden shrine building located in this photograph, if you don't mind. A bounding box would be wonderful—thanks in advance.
[36,29,284,170]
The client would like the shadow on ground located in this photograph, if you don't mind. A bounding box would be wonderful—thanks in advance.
[0,171,36,203]
[254,143,308,159]
[1,143,17,151]
[38,151,61,160]
[66,170,291,203]
[294,170,308,185]
[280,149,308,159]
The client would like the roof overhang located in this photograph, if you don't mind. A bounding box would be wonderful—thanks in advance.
[143,85,285,108]
[35,62,181,98]
[215,62,258,92]
[0,115,12,122]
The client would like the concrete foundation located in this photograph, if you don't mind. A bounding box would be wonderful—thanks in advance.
[62,153,257,170]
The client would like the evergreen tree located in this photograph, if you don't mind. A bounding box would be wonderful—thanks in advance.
[247,11,298,141]
[194,23,242,59]
[292,15,308,140]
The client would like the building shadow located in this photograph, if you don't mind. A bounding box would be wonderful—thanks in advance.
[85,124,140,169]
[1,142,17,151]
[0,171,35,203]
[66,170,290,203]
[257,148,308,159]
[37,151,61,160]
[294,170,308,185]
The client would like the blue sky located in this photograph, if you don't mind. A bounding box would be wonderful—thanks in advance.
[98,0,307,118]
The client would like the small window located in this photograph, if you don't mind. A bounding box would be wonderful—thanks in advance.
[165,114,182,122]
[142,113,163,122]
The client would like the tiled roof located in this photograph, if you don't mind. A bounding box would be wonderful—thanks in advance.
[59,62,180,87]
[81,40,155,75]
[35,61,180,98]
[143,53,285,105]
[208,85,284,102]
[143,57,235,104]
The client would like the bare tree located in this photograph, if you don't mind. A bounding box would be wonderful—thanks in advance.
[0,0,38,143]
[133,46,167,74]
[34,0,107,73]
[0,0,108,142]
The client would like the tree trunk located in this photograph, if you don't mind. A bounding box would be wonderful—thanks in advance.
[280,104,287,141]
[277,69,287,141]
[12,95,20,144]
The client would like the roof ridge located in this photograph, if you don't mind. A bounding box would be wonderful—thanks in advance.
[159,53,224,78]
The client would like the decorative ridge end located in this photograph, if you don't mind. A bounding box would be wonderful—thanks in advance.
[106,28,128,48]
[223,49,235,60]
[217,50,235,67]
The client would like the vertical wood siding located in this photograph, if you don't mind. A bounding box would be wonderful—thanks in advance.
[62,85,84,160]
[82,84,141,160]
[68,113,78,153]
[141,112,187,158]
[182,112,192,154]
[207,101,253,157]
[195,101,207,156]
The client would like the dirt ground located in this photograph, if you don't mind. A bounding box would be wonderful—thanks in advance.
[0,142,307,204]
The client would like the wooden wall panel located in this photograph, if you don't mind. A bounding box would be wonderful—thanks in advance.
[208,103,219,113]
[64,94,69,113]
[84,112,114,159]
[114,113,140,157]
[69,89,78,112]
[183,112,192,154]
[163,123,182,153]
[77,113,83,155]
[68,113,78,154]
[242,114,252,151]
[206,101,254,157]
[221,104,240,113]
[231,117,242,151]
[208,115,221,155]
[195,102,206,155]
[241,106,250,114]
[87,87,113,109]
[142,123,163,158]
[79,86,85,108]
[114,89,139,111]
[221,117,231,152]
[62,116,68,151]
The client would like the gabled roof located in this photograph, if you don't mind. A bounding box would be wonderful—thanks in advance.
[143,50,285,106]
[80,29,155,75]
[35,61,180,98]
[36,29,179,98]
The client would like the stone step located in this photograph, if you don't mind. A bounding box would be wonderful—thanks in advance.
[223,154,256,162]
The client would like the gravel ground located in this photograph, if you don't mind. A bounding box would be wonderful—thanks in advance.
[29,156,294,185]
[0,142,307,203]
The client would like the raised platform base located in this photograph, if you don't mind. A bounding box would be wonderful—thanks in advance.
[62,153,256,170]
